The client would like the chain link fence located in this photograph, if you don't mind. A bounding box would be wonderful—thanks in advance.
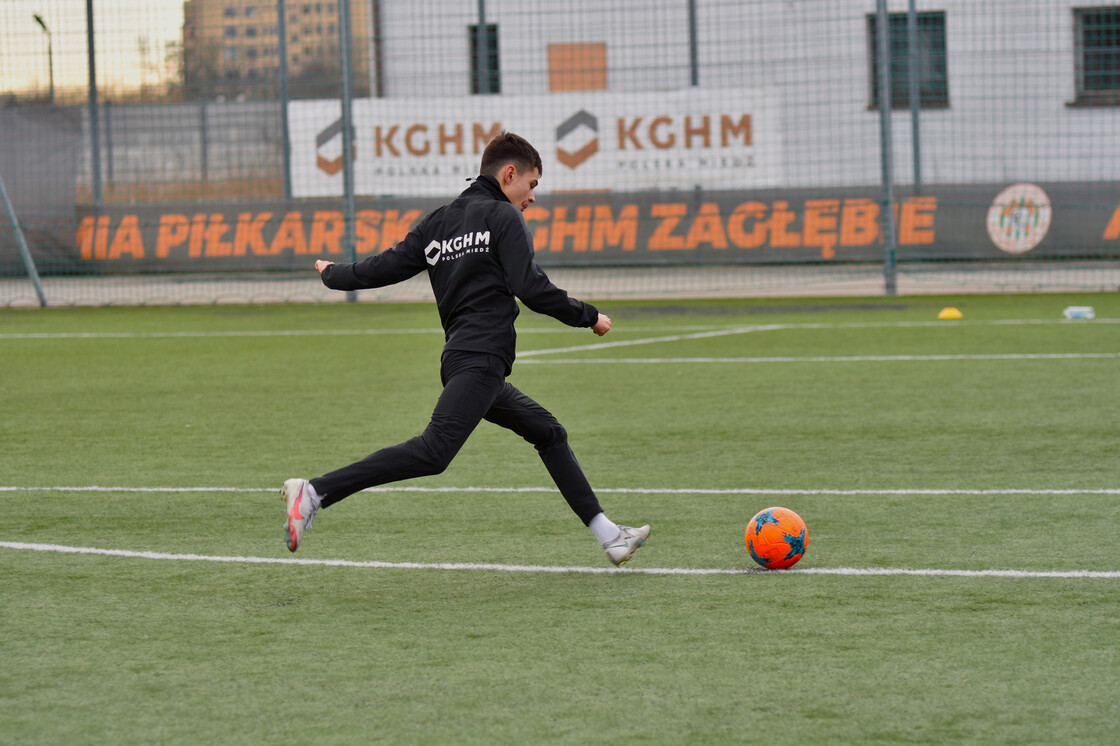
[2,0,1119,306]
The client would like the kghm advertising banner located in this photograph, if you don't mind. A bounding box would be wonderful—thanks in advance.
[287,89,784,196]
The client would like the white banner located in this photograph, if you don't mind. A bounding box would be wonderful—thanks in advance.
[289,89,783,197]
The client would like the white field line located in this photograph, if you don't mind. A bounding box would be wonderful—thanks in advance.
[3,485,1119,496]
[2,317,1116,342]
[519,352,1120,364]
[0,324,737,340]
[0,326,704,340]
[1,541,1117,579]
[516,319,1119,358]
[517,325,784,356]
[0,324,780,349]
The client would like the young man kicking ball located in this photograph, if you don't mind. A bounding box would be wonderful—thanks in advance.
[282,131,649,567]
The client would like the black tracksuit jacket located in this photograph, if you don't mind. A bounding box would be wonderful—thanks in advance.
[319,175,600,372]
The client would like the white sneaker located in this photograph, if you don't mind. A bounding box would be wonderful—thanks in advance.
[282,478,319,552]
[602,524,650,566]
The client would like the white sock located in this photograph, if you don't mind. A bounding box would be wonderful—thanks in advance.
[306,481,322,508]
[589,513,620,545]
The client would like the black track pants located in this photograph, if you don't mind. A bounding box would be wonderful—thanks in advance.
[310,351,604,525]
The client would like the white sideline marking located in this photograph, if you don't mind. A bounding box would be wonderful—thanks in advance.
[0,324,741,340]
[4,317,1116,342]
[3,485,1119,496]
[519,352,1120,364]
[517,319,1117,358]
[1,541,1118,579]
[518,325,783,356]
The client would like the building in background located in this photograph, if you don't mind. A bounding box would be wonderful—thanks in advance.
[182,0,371,99]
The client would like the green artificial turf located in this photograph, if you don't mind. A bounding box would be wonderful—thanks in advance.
[1,293,1118,744]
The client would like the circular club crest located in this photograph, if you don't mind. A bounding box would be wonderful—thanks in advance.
[986,183,1052,254]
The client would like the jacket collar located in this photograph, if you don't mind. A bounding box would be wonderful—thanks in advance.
[461,174,510,204]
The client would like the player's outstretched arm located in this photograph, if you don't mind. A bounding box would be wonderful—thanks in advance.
[315,231,428,290]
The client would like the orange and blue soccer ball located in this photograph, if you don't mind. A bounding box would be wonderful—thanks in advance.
[745,506,808,569]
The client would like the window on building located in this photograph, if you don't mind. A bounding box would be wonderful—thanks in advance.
[223,47,238,60]
[1074,7,1120,105]
[223,7,237,18]
[469,24,500,94]
[224,26,237,39]
[246,27,258,38]
[245,6,257,18]
[867,11,948,109]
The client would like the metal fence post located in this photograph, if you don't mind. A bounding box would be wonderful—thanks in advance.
[688,0,699,87]
[200,101,209,183]
[908,0,921,188]
[278,0,292,201]
[875,0,898,296]
[85,0,101,207]
[105,100,114,183]
[338,0,358,302]
[476,0,489,94]
[0,173,48,307]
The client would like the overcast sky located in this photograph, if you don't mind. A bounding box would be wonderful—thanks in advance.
[1,0,185,93]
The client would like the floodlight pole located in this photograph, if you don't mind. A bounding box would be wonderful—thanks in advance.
[33,14,54,105]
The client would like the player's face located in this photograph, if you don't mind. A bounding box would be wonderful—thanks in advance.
[500,165,540,212]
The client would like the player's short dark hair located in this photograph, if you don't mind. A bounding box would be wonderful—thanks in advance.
[480,131,543,178]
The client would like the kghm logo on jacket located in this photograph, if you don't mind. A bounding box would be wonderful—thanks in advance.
[424,231,492,266]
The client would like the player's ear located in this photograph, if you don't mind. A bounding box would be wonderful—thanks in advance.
[503,164,516,184]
